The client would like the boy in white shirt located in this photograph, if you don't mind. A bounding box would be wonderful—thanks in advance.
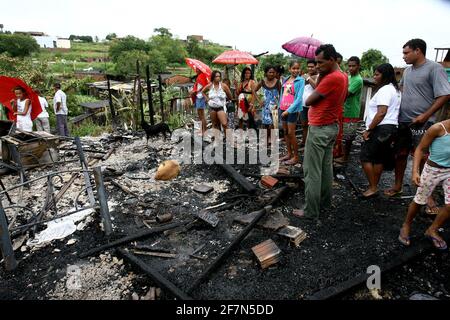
[53,83,70,136]
[34,89,50,133]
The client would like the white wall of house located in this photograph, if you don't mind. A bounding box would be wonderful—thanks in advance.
[56,39,71,49]
[33,36,57,48]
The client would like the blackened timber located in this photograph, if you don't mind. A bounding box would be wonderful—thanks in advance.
[79,221,186,258]
[146,65,155,125]
[137,61,145,125]
[106,75,117,127]
[157,74,164,122]
[187,186,290,294]
[219,164,257,194]
[306,230,450,300]
[117,248,192,300]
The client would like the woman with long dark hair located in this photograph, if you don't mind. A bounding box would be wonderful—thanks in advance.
[236,67,258,130]
[202,70,233,134]
[360,63,401,198]
[255,65,281,144]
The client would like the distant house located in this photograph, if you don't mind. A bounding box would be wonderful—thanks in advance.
[56,38,71,49]
[15,31,45,37]
[18,31,72,49]
[187,35,204,43]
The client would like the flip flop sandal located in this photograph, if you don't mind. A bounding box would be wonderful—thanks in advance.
[384,189,403,197]
[425,206,440,215]
[425,235,448,251]
[362,191,379,199]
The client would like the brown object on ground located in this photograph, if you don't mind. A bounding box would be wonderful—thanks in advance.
[1,131,60,167]
[261,176,279,189]
[234,210,289,231]
[155,160,180,181]
[252,239,281,269]
[277,226,308,247]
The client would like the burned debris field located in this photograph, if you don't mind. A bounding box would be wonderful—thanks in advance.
[1,129,449,301]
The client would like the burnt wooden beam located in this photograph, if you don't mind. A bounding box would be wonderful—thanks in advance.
[117,248,192,300]
[187,186,290,295]
[219,164,257,194]
[79,221,186,258]
[146,65,155,125]
[306,230,450,300]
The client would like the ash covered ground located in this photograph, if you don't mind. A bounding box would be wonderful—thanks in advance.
[0,129,449,300]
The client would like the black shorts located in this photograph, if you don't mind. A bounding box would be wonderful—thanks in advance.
[394,121,433,153]
[360,125,397,165]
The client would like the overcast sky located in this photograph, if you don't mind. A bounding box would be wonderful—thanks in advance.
[2,0,449,67]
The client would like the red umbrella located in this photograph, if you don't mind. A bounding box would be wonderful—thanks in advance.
[0,76,42,121]
[213,50,259,65]
[185,58,212,77]
[282,36,322,59]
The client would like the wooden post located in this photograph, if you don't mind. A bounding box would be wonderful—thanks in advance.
[158,74,164,122]
[106,75,117,128]
[146,65,155,125]
[136,61,145,125]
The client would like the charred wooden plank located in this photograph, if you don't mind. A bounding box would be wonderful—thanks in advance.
[187,186,290,294]
[118,248,192,300]
[79,221,186,258]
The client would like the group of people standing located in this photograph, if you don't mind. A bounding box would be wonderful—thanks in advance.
[3,83,70,137]
[190,38,450,250]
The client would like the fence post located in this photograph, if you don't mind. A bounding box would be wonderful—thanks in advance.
[158,74,165,122]
[146,65,155,125]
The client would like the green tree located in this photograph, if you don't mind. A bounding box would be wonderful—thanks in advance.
[0,34,40,58]
[361,49,389,74]
[0,54,50,89]
[149,35,187,65]
[153,27,173,38]
[69,35,94,42]
[114,50,167,76]
[106,33,117,41]
[109,36,149,63]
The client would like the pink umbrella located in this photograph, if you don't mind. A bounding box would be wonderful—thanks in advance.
[282,36,322,59]
[213,50,259,65]
[185,58,212,78]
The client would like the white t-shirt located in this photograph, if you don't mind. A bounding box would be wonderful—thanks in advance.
[365,84,401,130]
[53,89,68,115]
[37,96,49,118]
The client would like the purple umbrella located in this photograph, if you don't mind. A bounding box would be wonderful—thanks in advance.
[282,36,322,59]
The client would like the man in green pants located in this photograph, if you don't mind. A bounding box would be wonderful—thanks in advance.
[304,44,349,218]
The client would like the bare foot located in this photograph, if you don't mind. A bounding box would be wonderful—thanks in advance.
[399,224,411,246]
[424,229,448,250]
[362,188,378,198]
[279,154,291,162]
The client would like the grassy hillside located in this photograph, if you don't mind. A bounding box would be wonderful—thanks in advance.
[36,41,114,75]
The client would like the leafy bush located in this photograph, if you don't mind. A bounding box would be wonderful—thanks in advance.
[0,34,40,57]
